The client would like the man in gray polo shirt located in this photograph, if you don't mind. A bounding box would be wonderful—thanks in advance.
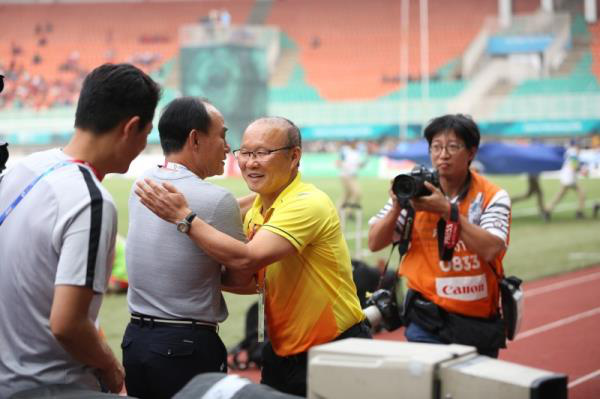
[0,64,160,397]
[123,97,250,398]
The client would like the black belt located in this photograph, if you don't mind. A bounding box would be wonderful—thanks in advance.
[130,314,218,332]
[334,321,370,342]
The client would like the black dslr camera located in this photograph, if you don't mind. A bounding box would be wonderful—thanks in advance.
[392,165,440,201]
[1,75,9,174]
[363,289,403,332]
[0,141,8,173]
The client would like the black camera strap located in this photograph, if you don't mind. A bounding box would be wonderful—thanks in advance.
[436,172,471,262]
[437,202,460,261]
[377,205,415,290]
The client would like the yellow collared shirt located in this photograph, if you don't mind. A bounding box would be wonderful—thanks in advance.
[244,173,364,356]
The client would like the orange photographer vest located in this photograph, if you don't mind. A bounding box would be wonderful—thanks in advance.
[400,172,510,318]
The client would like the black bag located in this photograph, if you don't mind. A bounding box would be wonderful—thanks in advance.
[405,292,445,333]
[438,312,507,350]
[406,290,506,350]
[499,275,524,340]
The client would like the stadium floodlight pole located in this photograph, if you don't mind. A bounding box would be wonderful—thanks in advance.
[419,0,430,122]
[399,0,409,141]
[498,0,511,28]
[585,0,597,23]
[541,0,553,12]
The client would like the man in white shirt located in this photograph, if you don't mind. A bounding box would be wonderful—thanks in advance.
[0,63,160,397]
[337,140,367,210]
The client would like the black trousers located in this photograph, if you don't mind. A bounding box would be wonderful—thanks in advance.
[260,321,372,397]
[121,321,227,399]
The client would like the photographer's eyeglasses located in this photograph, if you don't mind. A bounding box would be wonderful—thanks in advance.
[233,146,293,160]
[429,143,465,155]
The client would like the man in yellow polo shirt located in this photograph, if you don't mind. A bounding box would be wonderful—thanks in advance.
[135,116,370,396]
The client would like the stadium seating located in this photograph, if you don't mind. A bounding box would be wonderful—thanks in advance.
[266,0,539,100]
[1,0,597,140]
[0,1,253,109]
[492,13,600,121]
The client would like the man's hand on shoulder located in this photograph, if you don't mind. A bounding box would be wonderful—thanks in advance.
[135,178,190,223]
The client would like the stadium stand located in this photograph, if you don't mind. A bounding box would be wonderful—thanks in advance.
[492,9,600,122]
[1,0,598,144]
[266,0,539,100]
[0,1,254,109]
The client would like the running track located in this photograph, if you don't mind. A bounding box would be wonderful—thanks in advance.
[232,265,600,398]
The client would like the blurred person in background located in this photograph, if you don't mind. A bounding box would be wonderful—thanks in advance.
[337,140,367,211]
[135,116,370,397]
[122,97,250,399]
[0,63,160,397]
[545,141,587,219]
[511,173,548,221]
[368,114,511,358]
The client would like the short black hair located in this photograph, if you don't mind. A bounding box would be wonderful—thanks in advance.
[424,114,480,150]
[158,97,213,155]
[75,63,160,135]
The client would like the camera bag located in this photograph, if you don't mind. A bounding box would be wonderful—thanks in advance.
[498,275,524,340]
[405,289,506,350]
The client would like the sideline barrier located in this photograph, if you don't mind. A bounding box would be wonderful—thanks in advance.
[308,338,567,399]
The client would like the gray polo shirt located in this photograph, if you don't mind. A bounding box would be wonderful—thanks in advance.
[0,149,116,397]
[126,165,246,323]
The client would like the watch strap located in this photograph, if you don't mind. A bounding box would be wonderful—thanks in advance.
[177,211,196,233]
[184,211,196,224]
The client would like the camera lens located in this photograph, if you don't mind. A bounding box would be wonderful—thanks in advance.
[392,175,417,200]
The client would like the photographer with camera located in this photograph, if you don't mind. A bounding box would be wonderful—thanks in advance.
[368,114,512,358]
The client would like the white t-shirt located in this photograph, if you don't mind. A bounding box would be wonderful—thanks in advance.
[339,145,365,177]
[0,148,117,397]
[559,147,580,186]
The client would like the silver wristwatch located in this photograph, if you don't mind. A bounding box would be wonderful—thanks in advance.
[176,211,196,234]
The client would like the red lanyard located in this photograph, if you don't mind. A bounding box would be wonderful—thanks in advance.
[72,159,103,181]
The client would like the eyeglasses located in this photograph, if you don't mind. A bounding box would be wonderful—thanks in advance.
[232,146,293,160]
[430,143,465,155]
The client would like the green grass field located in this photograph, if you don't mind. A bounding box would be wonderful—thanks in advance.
[100,174,600,359]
